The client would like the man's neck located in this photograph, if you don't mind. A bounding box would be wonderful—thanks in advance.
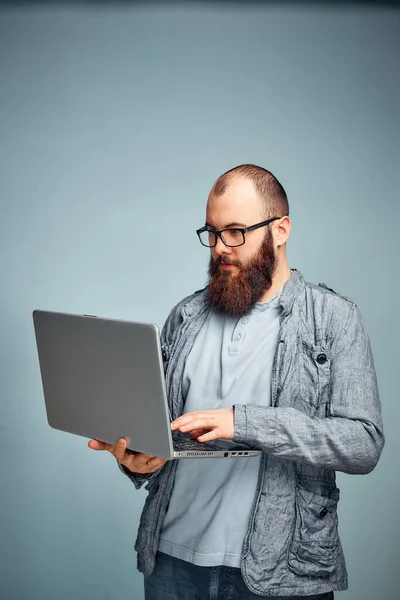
[259,262,292,303]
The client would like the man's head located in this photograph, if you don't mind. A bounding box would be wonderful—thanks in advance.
[203,164,291,316]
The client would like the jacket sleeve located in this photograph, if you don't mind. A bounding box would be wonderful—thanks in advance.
[117,461,163,490]
[232,304,385,475]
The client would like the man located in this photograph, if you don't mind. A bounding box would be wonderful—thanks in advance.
[89,165,384,599]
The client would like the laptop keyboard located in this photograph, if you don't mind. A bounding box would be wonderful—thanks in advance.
[172,436,227,452]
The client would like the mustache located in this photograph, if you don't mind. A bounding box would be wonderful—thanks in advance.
[214,256,242,268]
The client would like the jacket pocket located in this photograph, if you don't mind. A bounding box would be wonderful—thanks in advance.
[300,336,331,409]
[288,485,340,578]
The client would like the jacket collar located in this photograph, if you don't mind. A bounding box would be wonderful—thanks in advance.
[278,269,304,316]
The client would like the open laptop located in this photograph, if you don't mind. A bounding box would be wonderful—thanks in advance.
[33,310,262,460]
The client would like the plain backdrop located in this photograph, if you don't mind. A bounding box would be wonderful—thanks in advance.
[0,2,399,599]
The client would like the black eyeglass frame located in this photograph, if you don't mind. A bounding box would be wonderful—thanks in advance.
[196,216,282,248]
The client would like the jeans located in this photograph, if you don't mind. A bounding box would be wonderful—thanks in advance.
[144,552,335,600]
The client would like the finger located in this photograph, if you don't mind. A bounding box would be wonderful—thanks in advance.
[88,439,115,452]
[178,418,212,432]
[124,452,153,472]
[171,418,188,431]
[190,428,208,439]
[146,457,167,471]
[171,412,202,430]
[197,430,220,442]
[113,438,128,462]
[125,455,163,474]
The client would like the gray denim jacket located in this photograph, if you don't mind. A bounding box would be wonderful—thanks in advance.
[122,270,384,597]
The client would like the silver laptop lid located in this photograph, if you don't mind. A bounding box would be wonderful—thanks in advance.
[33,310,175,459]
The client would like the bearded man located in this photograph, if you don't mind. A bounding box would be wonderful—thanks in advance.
[89,165,384,600]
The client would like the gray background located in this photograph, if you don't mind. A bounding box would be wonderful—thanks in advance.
[0,2,399,599]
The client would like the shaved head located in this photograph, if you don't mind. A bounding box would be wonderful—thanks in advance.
[210,164,289,219]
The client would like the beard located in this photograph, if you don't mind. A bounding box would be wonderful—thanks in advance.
[207,231,276,317]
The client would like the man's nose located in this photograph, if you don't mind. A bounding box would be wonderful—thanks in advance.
[214,235,232,255]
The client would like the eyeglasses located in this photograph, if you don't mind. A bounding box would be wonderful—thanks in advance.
[196,217,281,248]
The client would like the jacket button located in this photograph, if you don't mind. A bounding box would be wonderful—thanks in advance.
[316,353,327,365]
[319,507,329,518]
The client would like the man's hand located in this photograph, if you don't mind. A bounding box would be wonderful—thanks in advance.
[171,408,234,442]
[88,438,167,475]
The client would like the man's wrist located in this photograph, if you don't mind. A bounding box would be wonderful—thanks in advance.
[120,463,152,478]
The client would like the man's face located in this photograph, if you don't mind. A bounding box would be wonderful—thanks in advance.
[206,178,276,316]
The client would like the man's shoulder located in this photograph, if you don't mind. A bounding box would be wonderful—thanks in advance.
[288,270,357,314]
[170,287,208,315]
[296,276,360,331]
[305,280,356,308]
[161,287,208,339]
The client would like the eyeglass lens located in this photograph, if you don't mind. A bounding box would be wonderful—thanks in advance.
[199,229,245,247]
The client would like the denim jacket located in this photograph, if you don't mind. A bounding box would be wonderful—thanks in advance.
[122,270,384,596]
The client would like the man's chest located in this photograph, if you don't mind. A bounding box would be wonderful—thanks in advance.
[182,305,282,409]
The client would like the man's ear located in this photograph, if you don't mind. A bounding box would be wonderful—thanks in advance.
[274,216,291,247]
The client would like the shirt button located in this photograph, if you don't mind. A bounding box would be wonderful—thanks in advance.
[242,318,248,324]
[316,353,327,365]
[319,507,329,518]
[235,333,242,341]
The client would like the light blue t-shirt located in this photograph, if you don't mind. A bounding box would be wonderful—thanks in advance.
[158,292,282,567]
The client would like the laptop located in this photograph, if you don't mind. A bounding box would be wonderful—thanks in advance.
[33,310,262,460]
